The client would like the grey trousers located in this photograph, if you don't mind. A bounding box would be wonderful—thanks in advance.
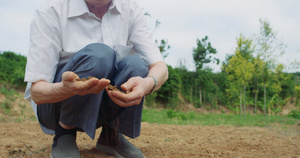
[37,43,148,139]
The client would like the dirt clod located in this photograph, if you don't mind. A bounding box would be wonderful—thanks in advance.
[107,85,126,94]
[75,76,96,82]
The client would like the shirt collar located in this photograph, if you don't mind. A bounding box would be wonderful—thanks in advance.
[68,0,122,18]
[110,0,123,14]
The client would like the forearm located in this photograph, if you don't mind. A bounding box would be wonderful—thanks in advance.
[146,61,169,93]
[31,81,74,105]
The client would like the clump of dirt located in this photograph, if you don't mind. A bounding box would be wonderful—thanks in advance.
[107,85,128,94]
[75,76,97,82]
[75,77,127,94]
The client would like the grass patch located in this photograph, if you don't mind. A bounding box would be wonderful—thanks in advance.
[142,109,299,127]
[0,86,17,115]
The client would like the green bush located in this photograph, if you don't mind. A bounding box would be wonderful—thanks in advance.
[287,110,300,119]
[156,65,181,109]
[144,92,157,107]
[167,109,177,118]
[0,51,27,88]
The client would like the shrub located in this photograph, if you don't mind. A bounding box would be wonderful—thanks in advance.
[0,51,27,88]
[287,110,300,119]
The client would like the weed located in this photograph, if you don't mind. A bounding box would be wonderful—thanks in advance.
[0,86,17,99]
[178,114,187,121]
[15,118,22,123]
[35,147,48,154]
[167,109,177,118]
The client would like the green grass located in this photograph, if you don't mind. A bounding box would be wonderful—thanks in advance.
[142,109,300,127]
[0,86,17,115]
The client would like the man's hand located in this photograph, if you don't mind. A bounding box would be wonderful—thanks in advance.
[61,71,110,96]
[30,71,111,105]
[106,76,154,107]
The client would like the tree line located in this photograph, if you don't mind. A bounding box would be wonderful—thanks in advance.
[149,19,300,118]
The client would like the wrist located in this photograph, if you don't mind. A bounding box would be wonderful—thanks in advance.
[146,76,157,95]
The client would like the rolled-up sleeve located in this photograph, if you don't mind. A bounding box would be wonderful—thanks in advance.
[25,8,62,83]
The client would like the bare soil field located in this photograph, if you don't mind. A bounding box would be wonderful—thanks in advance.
[1,92,300,158]
[1,121,300,158]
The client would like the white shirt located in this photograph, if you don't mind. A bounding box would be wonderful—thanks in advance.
[24,0,163,123]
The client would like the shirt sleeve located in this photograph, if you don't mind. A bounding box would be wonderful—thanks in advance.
[24,7,62,83]
[128,1,164,66]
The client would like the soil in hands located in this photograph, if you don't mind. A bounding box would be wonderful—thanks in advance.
[77,76,126,94]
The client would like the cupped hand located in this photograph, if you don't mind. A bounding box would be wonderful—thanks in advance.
[106,76,150,107]
[62,71,110,95]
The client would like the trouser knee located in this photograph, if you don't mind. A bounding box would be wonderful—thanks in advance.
[58,43,117,81]
[117,55,149,78]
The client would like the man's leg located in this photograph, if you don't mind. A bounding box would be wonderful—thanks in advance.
[96,55,148,158]
[110,55,149,138]
[37,43,116,158]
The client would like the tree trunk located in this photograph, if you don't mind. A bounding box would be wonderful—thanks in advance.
[216,93,218,109]
[277,94,280,114]
[254,78,258,116]
[240,90,243,118]
[255,89,258,116]
[204,90,206,105]
[199,86,202,106]
[243,84,246,118]
[268,104,271,117]
[194,86,196,107]
[264,80,267,118]
[190,87,193,104]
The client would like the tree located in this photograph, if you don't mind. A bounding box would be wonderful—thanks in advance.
[221,53,234,72]
[268,64,293,115]
[196,68,213,107]
[192,36,220,108]
[226,34,254,118]
[193,36,220,71]
[156,39,170,59]
[252,55,264,115]
[213,72,229,106]
[255,19,286,118]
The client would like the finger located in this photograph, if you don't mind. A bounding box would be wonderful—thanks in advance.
[110,88,143,104]
[93,78,111,93]
[72,77,98,90]
[107,90,142,107]
[88,78,111,93]
[120,78,138,92]
[62,71,78,82]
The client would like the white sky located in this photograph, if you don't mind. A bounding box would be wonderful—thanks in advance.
[0,0,299,72]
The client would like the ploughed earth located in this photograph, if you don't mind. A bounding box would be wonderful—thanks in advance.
[1,121,300,158]
[0,92,300,158]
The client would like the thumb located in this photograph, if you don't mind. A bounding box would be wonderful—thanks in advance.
[121,78,135,91]
[62,71,79,82]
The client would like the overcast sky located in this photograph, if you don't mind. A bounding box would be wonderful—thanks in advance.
[1,0,299,72]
